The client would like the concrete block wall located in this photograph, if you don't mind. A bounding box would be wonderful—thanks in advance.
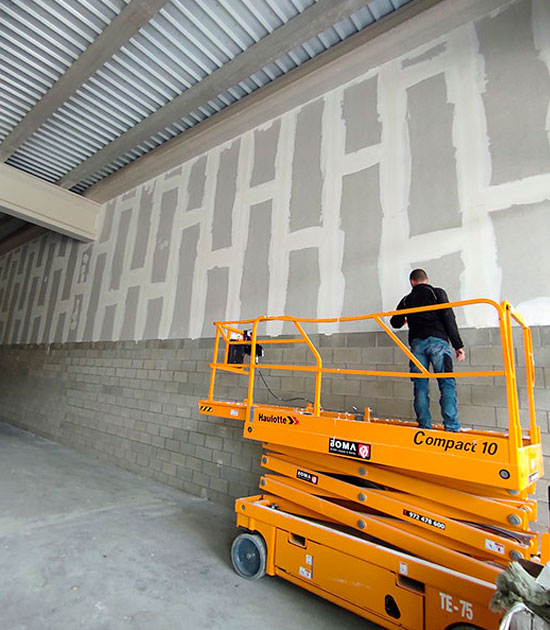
[0,337,256,508]
[1,323,549,525]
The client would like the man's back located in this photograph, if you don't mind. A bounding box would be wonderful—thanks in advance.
[390,269,465,432]
[390,283,463,350]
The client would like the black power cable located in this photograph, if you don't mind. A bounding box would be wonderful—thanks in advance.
[257,369,313,405]
[256,369,361,417]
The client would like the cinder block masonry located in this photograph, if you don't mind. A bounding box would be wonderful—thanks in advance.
[1,325,549,524]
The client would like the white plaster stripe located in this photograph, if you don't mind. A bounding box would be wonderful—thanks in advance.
[226,131,252,322]
[446,24,500,324]
[399,40,450,87]
[318,89,345,328]
[189,147,218,339]
[477,174,550,211]
[243,181,278,206]
[266,111,295,335]
[378,59,412,312]
[339,144,383,177]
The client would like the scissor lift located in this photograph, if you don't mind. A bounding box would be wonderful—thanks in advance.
[199,299,548,630]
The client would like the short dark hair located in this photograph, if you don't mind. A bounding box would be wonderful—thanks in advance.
[409,268,428,282]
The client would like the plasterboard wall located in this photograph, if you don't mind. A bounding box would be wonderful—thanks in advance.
[0,0,549,345]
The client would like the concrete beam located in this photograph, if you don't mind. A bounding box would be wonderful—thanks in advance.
[0,0,171,162]
[57,0,378,191]
[0,164,101,241]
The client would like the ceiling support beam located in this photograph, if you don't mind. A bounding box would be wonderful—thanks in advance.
[0,164,101,241]
[0,0,171,163]
[56,0,380,190]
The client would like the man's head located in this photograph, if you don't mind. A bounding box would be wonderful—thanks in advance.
[409,268,428,287]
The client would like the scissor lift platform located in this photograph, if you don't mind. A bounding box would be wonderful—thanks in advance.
[199,300,548,630]
[201,400,542,493]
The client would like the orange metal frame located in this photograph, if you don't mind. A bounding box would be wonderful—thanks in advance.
[201,299,542,493]
[199,299,547,630]
[207,298,536,434]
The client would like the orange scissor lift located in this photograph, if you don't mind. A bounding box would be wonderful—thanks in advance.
[198,299,548,630]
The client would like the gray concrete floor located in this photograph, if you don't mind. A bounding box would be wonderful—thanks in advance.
[0,422,379,630]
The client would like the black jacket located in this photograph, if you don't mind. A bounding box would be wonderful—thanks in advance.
[390,283,464,350]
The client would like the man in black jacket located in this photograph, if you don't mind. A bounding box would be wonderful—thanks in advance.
[390,269,465,432]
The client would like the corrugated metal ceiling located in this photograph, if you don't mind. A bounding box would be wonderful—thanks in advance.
[1,0,413,195]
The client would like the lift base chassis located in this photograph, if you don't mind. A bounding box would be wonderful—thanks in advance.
[236,494,502,630]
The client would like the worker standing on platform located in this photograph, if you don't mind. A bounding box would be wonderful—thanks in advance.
[390,269,465,433]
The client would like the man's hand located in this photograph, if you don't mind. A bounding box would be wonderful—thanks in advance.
[456,348,465,362]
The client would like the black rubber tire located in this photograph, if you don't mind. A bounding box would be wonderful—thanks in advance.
[231,532,267,580]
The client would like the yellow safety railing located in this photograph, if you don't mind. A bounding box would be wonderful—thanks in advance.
[206,299,538,447]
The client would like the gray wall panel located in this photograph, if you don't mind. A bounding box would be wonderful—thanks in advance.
[100,304,117,342]
[110,209,132,291]
[2,253,11,281]
[36,237,47,267]
[342,77,381,153]
[212,141,239,251]
[285,248,320,320]
[43,269,62,342]
[83,253,107,340]
[61,241,79,302]
[120,286,140,340]
[18,251,35,310]
[151,188,178,284]
[30,316,41,344]
[17,246,27,274]
[170,225,199,339]
[165,166,182,179]
[407,74,461,236]
[12,319,20,342]
[341,165,383,319]
[240,200,271,320]
[251,120,280,186]
[77,245,93,284]
[99,199,117,243]
[289,99,324,232]
[20,277,39,344]
[57,237,68,257]
[67,294,83,343]
[143,297,163,340]
[187,156,207,212]
[3,283,20,343]
[492,201,550,304]
[202,267,229,337]
[477,0,550,184]
[131,184,155,271]
[1,258,17,314]
[54,312,66,343]
[37,242,56,307]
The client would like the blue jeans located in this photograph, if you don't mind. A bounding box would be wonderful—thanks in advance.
[409,337,460,432]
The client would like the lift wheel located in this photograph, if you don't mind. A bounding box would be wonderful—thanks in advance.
[231,532,267,580]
